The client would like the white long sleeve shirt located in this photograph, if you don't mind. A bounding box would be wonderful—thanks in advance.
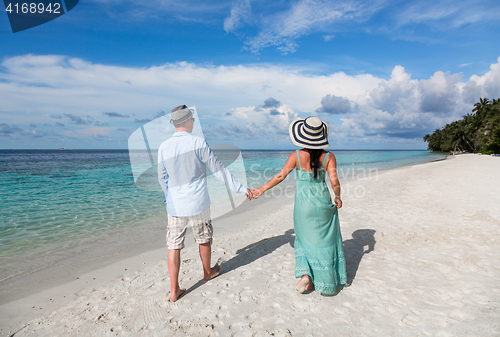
[157,131,247,216]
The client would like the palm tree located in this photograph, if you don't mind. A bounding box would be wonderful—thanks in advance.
[424,97,499,153]
[463,113,481,149]
[472,97,491,121]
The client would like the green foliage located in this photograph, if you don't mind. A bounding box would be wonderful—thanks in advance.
[423,98,500,153]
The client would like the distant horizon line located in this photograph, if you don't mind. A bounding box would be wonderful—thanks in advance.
[0,148,431,151]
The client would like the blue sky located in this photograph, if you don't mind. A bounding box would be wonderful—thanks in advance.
[1,0,499,149]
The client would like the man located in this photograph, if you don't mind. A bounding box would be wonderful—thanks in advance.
[158,105,252,302]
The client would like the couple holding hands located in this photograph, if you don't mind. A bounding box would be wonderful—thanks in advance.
[158,105,347,302]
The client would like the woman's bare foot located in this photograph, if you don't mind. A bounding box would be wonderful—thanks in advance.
[295,275,313,293]
[204,264,221,281]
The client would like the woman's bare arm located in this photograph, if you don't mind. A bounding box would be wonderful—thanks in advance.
[326,153,342,208]
[251,152,297,199]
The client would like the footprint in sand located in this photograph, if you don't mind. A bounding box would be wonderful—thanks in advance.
[256,291,269,298]
[249,321,264,329]
[332,306,349,315]
[246,311,259,320]
[229,321,251,331]
[271,314,285,324]
[240,270,254,280]
[142,298,171,325]
[128,275,143,286]
[253,265,263,271]
[216,280,237,295]
[143,295,193,325]
[232,288,253,303]
[292,300,321,315]
[269,273,280,281]
[216,311,230,319]
[385,305,400,313]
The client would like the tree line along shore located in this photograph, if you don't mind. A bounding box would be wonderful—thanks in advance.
[424,97,500,154]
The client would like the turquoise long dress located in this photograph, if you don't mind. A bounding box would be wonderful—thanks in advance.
[294,150,347,294]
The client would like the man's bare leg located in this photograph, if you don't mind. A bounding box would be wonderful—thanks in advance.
[199,242,220,281]
[167,249,185,301]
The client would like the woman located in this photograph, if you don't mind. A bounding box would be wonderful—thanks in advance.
[252,117,347,295]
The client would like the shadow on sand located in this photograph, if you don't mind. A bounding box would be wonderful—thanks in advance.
[301,228,377,297]
[343,229,376,286]
[183,229,295,297]
[182,228,376,298]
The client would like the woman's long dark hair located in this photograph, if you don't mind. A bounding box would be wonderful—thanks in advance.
[307,149,323,179]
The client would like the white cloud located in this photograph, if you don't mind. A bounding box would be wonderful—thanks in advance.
[223,0,251,33]
[0,54,499,148]
[0,54,381,116]
[206,101,298,142]
[222,0,499,53]
[396,0,499,29]
[243,0,379,54]
[315,58,500,144]
[461,57,500,104]
[419,71,461,114]
[369,65,419,114]
[82,0,499,55]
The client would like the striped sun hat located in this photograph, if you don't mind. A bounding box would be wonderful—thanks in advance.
[289,117,329,149]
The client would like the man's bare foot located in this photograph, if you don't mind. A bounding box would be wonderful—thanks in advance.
[169,288,186,302]
[204,264,221,281]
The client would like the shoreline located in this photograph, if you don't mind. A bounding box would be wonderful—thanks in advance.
[0,153,447,304]
[1,154,499,336]
[0,191,293,303]
[0,188,294,333]
[0,153,464,335]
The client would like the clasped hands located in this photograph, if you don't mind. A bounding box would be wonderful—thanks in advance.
[245,187,264,200]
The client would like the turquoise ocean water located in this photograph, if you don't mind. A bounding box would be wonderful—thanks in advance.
[0,149,445,283]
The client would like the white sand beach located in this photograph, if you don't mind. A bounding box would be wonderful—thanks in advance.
[1,154,500,336]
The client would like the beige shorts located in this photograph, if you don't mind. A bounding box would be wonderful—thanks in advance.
[166,207,213,250]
